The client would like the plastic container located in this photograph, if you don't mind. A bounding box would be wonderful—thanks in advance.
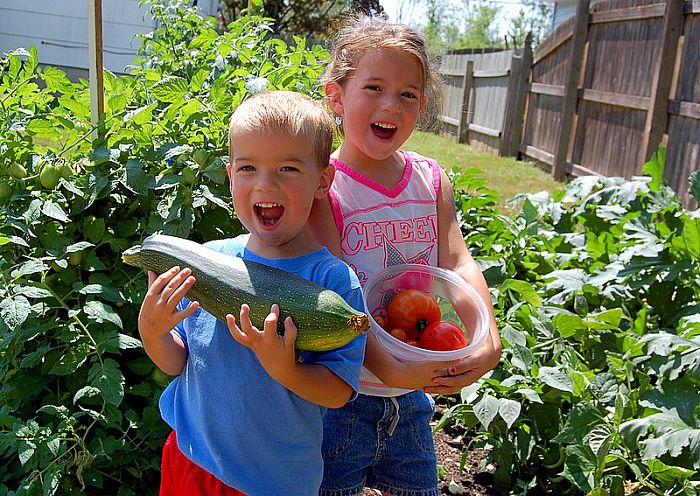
[363,264,490,361]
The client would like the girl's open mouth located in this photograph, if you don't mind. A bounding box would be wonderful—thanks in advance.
[255,203,284,227]
[371,122,397,140]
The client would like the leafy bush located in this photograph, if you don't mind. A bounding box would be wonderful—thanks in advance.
[0,1,327,494]
[445,153,700,495]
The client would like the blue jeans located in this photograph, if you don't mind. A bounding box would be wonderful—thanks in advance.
[320,391,438,496]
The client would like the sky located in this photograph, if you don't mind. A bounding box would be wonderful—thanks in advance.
[380,0,528,35]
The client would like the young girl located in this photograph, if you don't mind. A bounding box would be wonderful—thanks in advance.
[310,19,502,496]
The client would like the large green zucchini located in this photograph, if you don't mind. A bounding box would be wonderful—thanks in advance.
[122,234,368,351]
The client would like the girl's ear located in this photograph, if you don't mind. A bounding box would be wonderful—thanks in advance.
[315,165,335,199]
[325,81,344,116]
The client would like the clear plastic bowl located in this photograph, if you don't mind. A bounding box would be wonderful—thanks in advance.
[363,264,490,361]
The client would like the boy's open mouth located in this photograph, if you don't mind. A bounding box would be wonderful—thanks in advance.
[371,122,396,140]
[255,203,284,227]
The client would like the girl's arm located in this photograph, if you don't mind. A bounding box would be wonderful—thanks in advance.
[309,193,450,390]
[363,333,452,390]
[308,188,342,258]
[427,166,502,395]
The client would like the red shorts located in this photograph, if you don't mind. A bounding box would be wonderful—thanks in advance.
[160,431,246,496]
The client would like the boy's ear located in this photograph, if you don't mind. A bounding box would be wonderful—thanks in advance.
[226,162,234,195]
[325,81,343,116]
[315,165,335,199]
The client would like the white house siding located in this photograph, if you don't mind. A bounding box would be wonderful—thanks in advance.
[0,0,219,77]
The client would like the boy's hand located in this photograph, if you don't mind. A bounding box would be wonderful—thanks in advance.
[226,304,298,382]
[138,267,199,341]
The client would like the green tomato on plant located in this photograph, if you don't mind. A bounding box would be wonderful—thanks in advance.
[8,162,27,179]
[39,163,62,189]
[0,180,12,203]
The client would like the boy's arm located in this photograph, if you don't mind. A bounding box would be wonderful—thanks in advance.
[226,304,353,408]
[138,267,198,376]
[427,166,502,394]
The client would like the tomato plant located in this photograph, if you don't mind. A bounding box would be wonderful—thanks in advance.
[0,1,329,493]
[386,289,441,339]
[419,321,468,351]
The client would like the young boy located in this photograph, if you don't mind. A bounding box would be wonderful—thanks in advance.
[138,90,367,495]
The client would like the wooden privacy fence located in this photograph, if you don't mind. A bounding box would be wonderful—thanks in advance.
[520,0,700,207]
[438,0,699,207]
[437,42,532,157]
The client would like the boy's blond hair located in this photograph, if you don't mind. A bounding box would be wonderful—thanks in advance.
[229,90,334,169]
[323,17,443,129]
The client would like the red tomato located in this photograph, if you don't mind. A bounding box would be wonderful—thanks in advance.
[389,328,408,342]
[387,289,441,339]
[373,315,388,330]
[419,321,468,351]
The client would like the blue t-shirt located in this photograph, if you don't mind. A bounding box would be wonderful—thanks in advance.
[158,235,367,494]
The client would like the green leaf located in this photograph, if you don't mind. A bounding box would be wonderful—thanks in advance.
[553,312,585,338]
[73,386,101,403]
[563,444,597,491]
[83,301,123,329]
[41,200,70,223]
[41,66,74,94]
[555,403,605,444]
[89,358,125,406]
[641,332,700,380]
[498,398,521,428]
[151,75,188,102]
[689,170,700,202]
[18,441,36,466]
[538,366,574,392]
[474,394,500,429]
[0,295,31,330]
[123,159,155,195]
[516,388,542,404]
[620,410,700,468]
[49,343,89,375]
[500,279,542,306]
[671,215,700,261]
[642,146,665,192]
[124,104,156,126]
[118,333,142,349]
[510,344,533,372]
[646,459,696,484]
[587,424,613,461]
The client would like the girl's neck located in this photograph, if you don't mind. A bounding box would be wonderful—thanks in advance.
[334,148,406,189]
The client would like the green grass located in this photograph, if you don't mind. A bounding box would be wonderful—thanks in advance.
[404,131,564,203]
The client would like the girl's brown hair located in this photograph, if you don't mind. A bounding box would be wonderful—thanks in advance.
[323,17,443,129]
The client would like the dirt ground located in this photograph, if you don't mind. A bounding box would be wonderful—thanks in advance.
[360,397,500,496]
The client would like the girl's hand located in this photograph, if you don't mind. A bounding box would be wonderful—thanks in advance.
[424,332,501,395]
[138,267,199,341]
[226,304,298,382]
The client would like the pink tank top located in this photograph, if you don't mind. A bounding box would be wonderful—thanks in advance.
[328,150,441,396]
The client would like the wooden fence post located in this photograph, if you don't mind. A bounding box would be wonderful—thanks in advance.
[87,0,104,137]
[458,61,474,144]
[552,0,589,181]
[501,32,533,157]
[640,0,684,166]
